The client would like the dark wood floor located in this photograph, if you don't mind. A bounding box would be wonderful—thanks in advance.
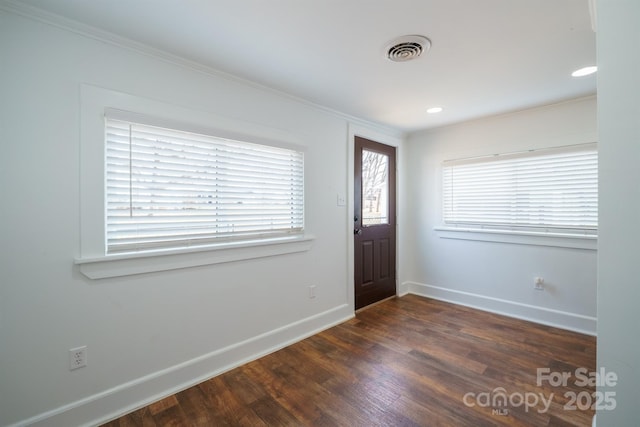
[102,295,596,426]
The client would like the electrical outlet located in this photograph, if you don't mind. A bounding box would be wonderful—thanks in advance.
[336,194,346,206]
[69,346,87,370]
[308,285,317,299]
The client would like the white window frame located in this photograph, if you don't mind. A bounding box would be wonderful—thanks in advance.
[435,143,598,250]
[75,85,313,279]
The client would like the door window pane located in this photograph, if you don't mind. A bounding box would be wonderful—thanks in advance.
[362,149,389,225]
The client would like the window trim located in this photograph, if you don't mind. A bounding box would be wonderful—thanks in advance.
[77,84,312,279]
[434,225,596,250]
[75,234,315,279]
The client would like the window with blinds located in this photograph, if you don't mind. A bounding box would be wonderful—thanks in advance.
[105,116,304,254]
[442,144,597,234]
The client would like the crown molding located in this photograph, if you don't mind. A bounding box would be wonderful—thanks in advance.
[0,0,406,140]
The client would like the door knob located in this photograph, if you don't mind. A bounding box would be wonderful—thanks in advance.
[354,228,362,235]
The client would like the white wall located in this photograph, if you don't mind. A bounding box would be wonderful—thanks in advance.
[401,97,598,334]
[596,0,640,424]
[0,8,401,426]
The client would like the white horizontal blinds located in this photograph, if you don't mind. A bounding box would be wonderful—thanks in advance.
[442,144,597,233]
[105,118,304,254]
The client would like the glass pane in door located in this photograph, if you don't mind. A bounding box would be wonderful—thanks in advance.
[362,149,389,225]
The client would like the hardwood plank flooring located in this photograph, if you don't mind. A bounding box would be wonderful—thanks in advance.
[102,295,596,426]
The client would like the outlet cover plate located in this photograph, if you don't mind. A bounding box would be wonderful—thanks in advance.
[69,346,87,370]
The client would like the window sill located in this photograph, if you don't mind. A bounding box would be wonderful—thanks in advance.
[75,235,315,279]
[434,226,596,250]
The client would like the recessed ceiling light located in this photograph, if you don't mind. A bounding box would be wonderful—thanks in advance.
[427,107,443,114]
[572,66,597,77]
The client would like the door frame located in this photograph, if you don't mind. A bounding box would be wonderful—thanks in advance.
[347,124,403,312]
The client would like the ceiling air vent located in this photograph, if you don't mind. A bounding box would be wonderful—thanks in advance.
[385,35,431,62]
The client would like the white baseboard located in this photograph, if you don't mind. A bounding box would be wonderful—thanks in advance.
[405,281,597,336]
[397,281,410,297]
[17,304,353,427]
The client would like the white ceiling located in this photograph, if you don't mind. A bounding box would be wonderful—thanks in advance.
[14,0,597,132]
